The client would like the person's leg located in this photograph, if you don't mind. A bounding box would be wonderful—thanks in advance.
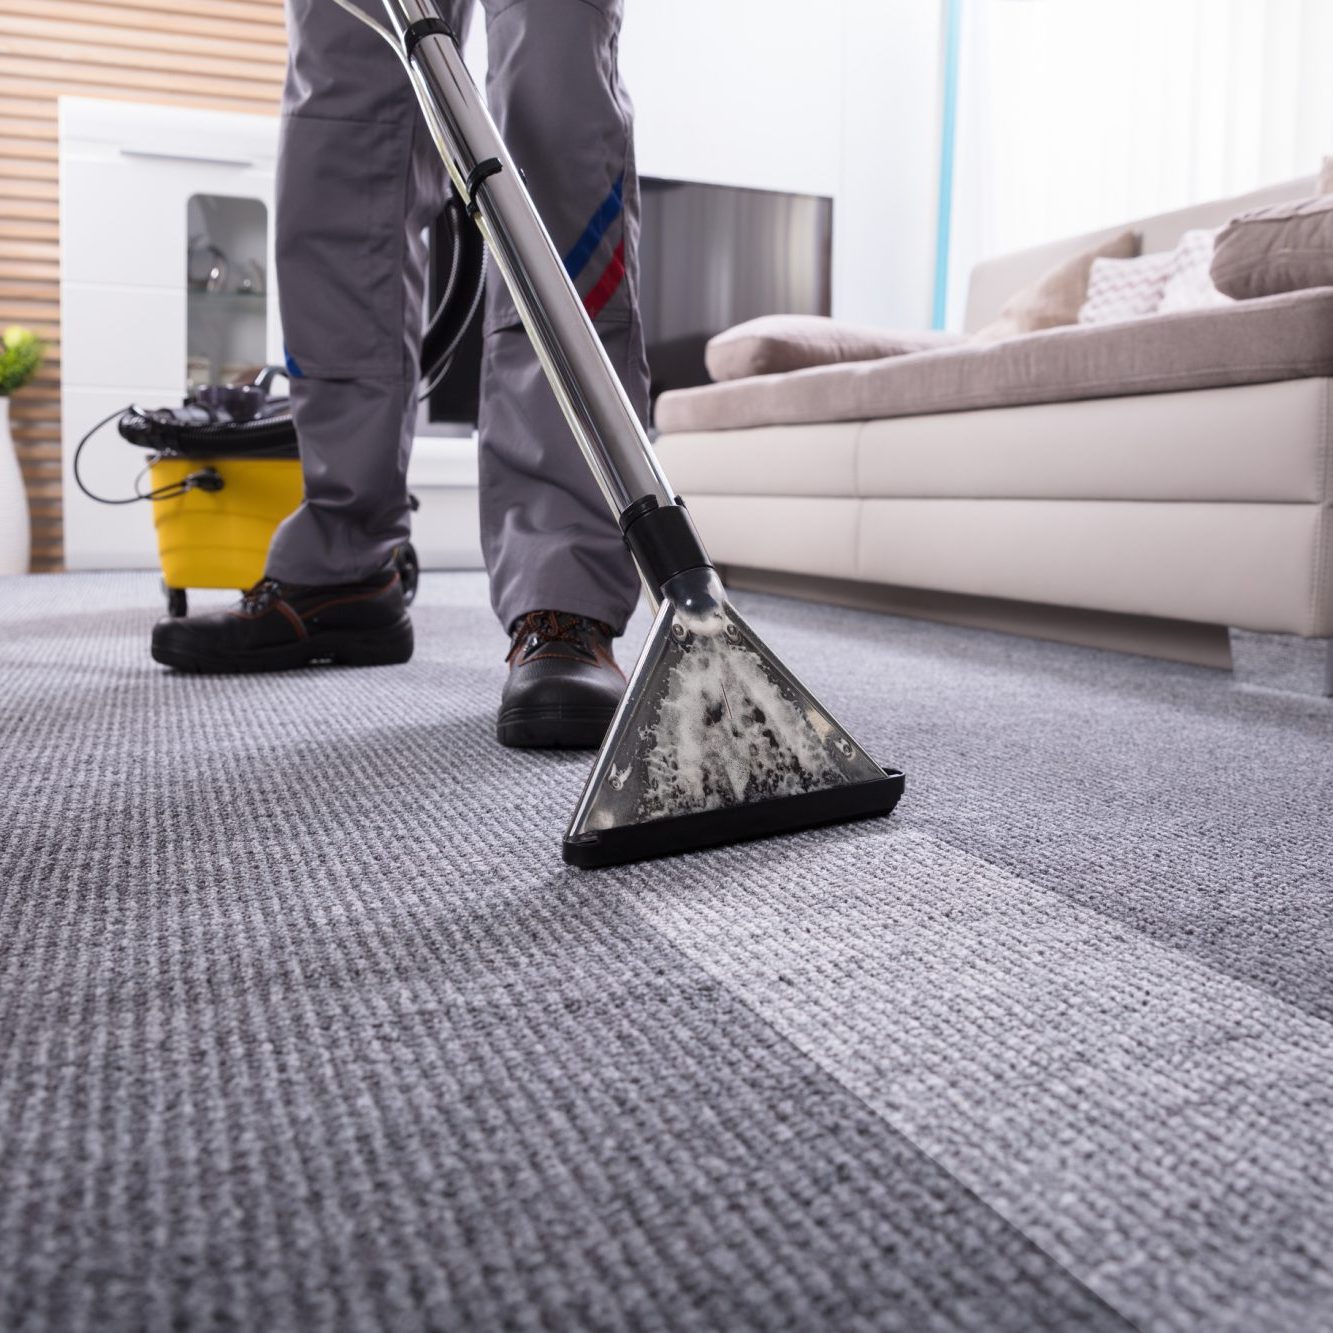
[265,0,470,585]
[152,0,470,673]
[477,0,647,635]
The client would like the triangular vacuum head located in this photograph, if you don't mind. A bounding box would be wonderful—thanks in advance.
[564,569,903,867]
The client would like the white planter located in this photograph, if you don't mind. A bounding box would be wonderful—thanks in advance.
[0,397,31,575]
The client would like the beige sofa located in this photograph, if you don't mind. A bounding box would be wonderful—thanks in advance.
[652,176,1333,695]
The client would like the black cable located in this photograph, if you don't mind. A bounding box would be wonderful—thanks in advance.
[423,199,463,343]
[419,190,488,401]
[418,244,488,403]
[133,467,221,503]
[75,406,224,505]
[73,406,143,505]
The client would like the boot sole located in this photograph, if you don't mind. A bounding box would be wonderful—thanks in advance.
[151,618,414,674]
[496,703,615,750]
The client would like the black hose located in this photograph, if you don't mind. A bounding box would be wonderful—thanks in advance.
[419,189,487,383]
[424,192,465,347]
[117,404,301,457]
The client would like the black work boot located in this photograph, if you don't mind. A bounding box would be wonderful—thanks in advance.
[150,570,412,673]
[498,610,625,749]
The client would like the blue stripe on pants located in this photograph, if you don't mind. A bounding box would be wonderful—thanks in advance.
[562,173,624,282]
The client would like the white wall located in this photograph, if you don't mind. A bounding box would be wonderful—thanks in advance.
[618,0,945,330]
[469,0,945,331]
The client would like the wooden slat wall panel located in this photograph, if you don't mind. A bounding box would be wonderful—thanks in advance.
[0,0,286,571]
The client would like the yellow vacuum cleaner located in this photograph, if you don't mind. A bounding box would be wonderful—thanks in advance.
[73,375,423,617]
[147,454,305,618]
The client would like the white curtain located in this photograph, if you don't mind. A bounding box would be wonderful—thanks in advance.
[945,0,1333,327]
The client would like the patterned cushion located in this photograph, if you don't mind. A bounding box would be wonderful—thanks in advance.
[1157,228,1234,314]
[1077,252,1174,325]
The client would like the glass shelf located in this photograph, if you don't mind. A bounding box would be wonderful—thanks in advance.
[187,288,267,301]
[186,193,268,389]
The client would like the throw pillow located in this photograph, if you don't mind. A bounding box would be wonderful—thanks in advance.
[1211,194,1333,300]
[1077,251,1175,325]
[972,229,1140,342]
[704,315,963,382]
[1156,228,1234,314]
[1320,155,1333,195]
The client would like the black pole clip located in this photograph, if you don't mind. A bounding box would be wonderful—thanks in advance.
[403,17,457,63]
[463,158,503,217]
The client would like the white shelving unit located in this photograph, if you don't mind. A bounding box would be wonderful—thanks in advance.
[59,98,281,570]
[58,96,481,573]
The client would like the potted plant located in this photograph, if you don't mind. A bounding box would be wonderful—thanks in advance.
[0,325,43,575]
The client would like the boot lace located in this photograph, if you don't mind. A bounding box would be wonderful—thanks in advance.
[506,610,612,662]
[240,578,285,614]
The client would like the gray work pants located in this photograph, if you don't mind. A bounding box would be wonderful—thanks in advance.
[266,0,646,634]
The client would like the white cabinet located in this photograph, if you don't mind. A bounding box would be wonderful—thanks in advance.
[59,97,282,570]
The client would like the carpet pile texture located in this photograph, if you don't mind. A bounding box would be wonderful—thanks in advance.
[1,572,1330,1332]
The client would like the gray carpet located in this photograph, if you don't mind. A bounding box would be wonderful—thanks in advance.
[1,571,1331,1333]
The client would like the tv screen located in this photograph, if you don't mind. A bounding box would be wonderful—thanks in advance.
[426,176,833,426]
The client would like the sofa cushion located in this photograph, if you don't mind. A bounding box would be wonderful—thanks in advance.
[653,289,1333,434]
[1211,195,1333,299]
[972,229,1139,342]
[704,315,962,381]
[1157,228,1233,314]
[1077,251,1175,325]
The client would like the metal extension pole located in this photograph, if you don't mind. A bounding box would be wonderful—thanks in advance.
[379,0,676,530]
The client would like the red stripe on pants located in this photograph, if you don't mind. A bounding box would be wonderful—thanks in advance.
[582,240,626,319]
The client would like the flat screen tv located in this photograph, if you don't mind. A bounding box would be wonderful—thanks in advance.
[425,177,833,426]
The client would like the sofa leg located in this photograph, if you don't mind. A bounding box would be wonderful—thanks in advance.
[1229,629,1333,696]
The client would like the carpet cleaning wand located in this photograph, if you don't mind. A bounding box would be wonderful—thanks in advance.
[351,0,903,865]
